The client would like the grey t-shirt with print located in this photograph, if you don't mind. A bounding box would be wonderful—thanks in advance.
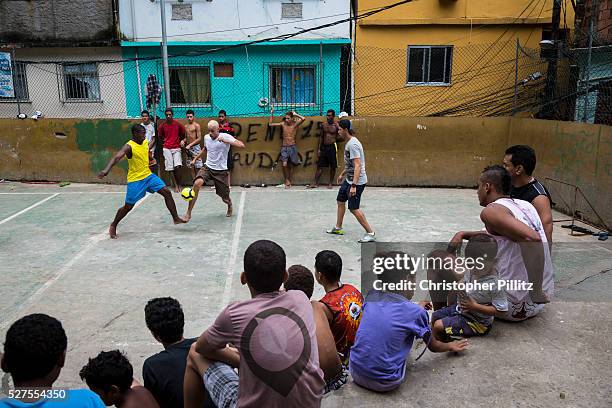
[344,137,367,185]
[458,270,508,326]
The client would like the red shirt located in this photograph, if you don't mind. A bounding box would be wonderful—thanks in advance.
[158,120,185,149]
[320,283,364,357]
[219,121,235,136]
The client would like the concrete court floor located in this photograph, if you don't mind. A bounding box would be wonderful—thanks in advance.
[0,181,610,407]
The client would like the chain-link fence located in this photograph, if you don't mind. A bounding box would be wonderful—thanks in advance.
[0,38,610,124]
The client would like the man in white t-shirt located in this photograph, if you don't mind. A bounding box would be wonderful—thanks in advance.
[185,120,245,220]
[446,165,553,321]
[141,110,156,169]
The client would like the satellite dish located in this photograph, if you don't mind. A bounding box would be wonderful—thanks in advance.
[258,97,269,107]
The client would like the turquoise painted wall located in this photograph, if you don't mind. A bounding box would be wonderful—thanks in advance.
[122,43,344,119]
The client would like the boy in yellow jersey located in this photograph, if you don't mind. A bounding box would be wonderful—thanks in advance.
[98,124,186,239]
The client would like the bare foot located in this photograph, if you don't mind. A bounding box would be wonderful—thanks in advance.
[285,183,292,189]
[174,187,180,193]
[174,217,187,224]
[226,204,233,217]
[327,184,333,189]
[109,225,118,239]
[306,184,318,189]
[183,213,191,222]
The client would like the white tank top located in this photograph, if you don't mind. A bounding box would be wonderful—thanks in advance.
[489,198,554,303]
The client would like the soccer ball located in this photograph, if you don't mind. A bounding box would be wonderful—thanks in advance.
[181,187,195,201]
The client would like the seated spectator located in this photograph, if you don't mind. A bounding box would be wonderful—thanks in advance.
[349,252,468,393]
[0,313,105,407]
[314,250,364,362]
[143,297,214,408]
[284,264,347,393]
[431,234,508,340]
[80,350,159,408]
[184,240,324,408]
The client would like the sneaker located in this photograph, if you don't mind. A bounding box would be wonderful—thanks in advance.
[358,232,376,243]
[326,227,344,235]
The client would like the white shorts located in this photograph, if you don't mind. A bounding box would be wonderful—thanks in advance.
[163,148,182,171]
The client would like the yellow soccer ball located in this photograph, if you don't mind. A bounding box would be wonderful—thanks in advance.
[181,187,195,201]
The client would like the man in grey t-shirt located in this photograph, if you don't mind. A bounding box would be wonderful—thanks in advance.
[326,120,375,243]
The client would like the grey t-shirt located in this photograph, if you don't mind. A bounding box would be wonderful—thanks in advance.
[344,137,367,185]
[457,270,508,326]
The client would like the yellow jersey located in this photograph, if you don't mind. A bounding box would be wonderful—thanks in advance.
[126,139,152,182]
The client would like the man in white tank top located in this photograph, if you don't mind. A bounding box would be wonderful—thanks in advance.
[448,165,553,321]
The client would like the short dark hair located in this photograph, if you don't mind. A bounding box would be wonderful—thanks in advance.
[327,109,336,116]
[218,110,227,116]
[481,165,511,195]
[141,110,150,116]
[186,109,195,116]
[375,251,415,285]
[244,240,286,293]
[285,265,315,299]
[285,111,294,117]
[80,350,133,393]
[165,107,173,114]
[315,250,342,282]
[144,297,184,343]
[505,145,537,176]
[338,119,351,130]
[464,233,498,261]
[131,124,145,135]
[2,314,67,383]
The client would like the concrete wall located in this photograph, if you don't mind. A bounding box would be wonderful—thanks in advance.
[0,48,127,119]
[120,0,350,42]
[0,117,610,226]
[0,0,115,45]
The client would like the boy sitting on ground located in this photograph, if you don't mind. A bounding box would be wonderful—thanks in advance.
[80,350,159,408]
[143,297,214,408]
[184,240,324,408]
[0,314,105,407]
[284,264,347,393]
[432,234,508,340]
[315,250,364,363]
[349,251,468,393]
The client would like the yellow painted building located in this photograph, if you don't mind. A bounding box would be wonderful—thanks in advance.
[354,0,575,116]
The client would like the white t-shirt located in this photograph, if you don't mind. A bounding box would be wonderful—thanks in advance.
[490,197,554,303]
[204,132,236,170]
[141,122,155,151]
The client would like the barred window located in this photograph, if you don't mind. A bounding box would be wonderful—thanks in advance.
[0,61,29,101]
[170,67,211,105]
[62,63,101,100]
[407,46,453,85]
[270,66,316,105]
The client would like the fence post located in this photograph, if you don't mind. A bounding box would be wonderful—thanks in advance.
[319,41,323,116]
[513,38,519,115]
[582,0,596,123]
[11,47,21,116]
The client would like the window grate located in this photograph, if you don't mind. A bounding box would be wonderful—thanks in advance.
[406,46,453,85]
[61,62,101,101]
[0,61,29,102]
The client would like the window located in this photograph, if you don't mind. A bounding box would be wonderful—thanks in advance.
[214,63,233,78]
[172,3,192,20]
[270,66,315,105]
[62,63,101,100]
[281,2,302,19]
[407,46,453,85]
[0,61,28,101]
[170,67,211,105]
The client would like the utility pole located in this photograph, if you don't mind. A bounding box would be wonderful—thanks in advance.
[159,0,171,107]
[542,0,561,118]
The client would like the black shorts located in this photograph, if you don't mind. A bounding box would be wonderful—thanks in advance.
[337,180,366,210]
[227,147,234,170]
[317,143,338,168]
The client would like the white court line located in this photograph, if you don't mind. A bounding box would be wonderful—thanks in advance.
[222,191,247,306]
[0,193,152,330]
[0,193,59,226]
[0,192,123,195]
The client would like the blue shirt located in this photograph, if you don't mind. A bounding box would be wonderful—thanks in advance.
[349,291,431,382]
[0,389,104,408]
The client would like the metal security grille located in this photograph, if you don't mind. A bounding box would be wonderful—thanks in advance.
[60,63,101,101]
[268,65,317,106]
[0,61,28,101]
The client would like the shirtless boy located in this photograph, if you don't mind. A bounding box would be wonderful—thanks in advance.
[309,109,340,189]
[269,107,305,188]
[182,110,203,181]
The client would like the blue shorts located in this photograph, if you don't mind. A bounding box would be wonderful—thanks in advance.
[125,174,166,205]
[432,304,490,338]
[337,180,366,210]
